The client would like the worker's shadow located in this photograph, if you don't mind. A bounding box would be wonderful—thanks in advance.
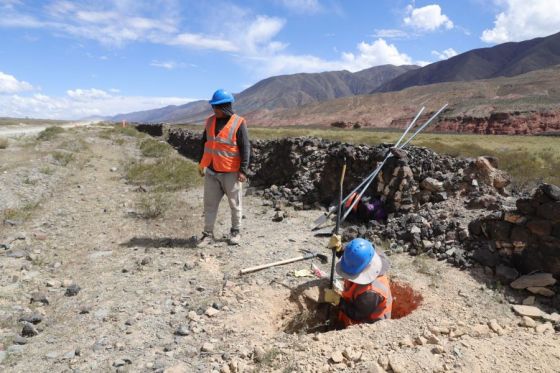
[275,278,338,333]
[120,236,197,249]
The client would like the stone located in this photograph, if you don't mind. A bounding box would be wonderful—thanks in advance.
[30,292,49,305]
[421,178,444,192]
[65,284,81,297]
[46,279,61,288]
[535,322,554,334]
[399,336,414,348]
[164,363,189,373]
[253,346,266,362]
[488,320,503,335]
[377,355,390,370]
[272,211,285,222]
[541,184,560,201]
[175,325,189,336]
[6,250,28,258]
[414,336,427,346]
[537,202,560,221]
[21,323,39,337]
[331,351,344,364]
[522,296,535,305]
[343,347,362,362]
[512,305,545,319]
[520,316,536,328]
[364,362,386,373]
[495,264,519,284]
[510,273,556,289]
[113,359,126,367]
[13,336,28,345]
[526,219,552,236]
[19,313,43,325]
[205,307,220,317]
[140,257,152,265]
[201,342,214,352]
[526,287,555,297]
[431,346,445,354]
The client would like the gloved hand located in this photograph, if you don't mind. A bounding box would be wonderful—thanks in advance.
[324,288,341,306]
[198,165,205,177]
[327,234,342,253]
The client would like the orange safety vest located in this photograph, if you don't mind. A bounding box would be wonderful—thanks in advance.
[199,114,245,172]
[344,192,360,212]
[338,275,392,327]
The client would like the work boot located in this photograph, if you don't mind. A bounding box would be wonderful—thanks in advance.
[197,231,214,247]
[227,229,241,246]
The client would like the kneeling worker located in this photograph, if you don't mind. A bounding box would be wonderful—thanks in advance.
[326,238,392,327]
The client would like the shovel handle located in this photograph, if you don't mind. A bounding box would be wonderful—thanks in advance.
[239,254,315,275]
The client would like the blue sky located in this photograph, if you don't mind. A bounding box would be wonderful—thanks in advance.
[0,0,559,119]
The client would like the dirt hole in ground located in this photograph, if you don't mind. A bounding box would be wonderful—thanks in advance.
[280,279,423,334]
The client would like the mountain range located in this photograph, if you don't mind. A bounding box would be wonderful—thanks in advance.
[112,31,560,127]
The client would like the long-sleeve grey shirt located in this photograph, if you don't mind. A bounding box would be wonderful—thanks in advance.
[199,116,250,175]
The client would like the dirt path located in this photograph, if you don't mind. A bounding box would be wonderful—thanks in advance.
[1,127,559,372]
[0,121,96,138]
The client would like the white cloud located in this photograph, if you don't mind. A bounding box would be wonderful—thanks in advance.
[150,60,193,70]
[0,71,33,93]
[341,39,413,70]
[167,33,238,52]
[404,4,453,31]
[0,89,194,119]
[279,0,321,13]
[66,88,111,100]
[431,48,458,60]
[372,29,410,39]
[481,0,560,43]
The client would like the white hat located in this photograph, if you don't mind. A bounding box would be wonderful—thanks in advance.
[335,252,385,285]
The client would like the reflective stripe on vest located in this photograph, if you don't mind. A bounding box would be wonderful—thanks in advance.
[338,275,392,327]
[344,192,360,212]
[199,114,244,172]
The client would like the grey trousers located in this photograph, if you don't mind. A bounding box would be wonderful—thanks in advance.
[203,170,242,234]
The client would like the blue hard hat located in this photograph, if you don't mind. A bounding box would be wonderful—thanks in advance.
[340,238,375,275]
[209,89,234,105]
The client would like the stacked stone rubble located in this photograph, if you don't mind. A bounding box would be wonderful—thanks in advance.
[469,184,560,276]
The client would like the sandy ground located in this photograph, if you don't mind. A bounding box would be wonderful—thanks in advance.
[0,126,559,373]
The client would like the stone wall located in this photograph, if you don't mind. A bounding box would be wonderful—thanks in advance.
[469,184,560,276]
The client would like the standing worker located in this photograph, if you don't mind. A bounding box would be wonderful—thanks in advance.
[325,238,392,327]
[197,89,250,246]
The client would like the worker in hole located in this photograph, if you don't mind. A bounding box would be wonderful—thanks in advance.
[325,237,392,327]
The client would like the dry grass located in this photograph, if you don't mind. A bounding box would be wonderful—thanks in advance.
[38,126,65,141]
[139,138,171,157]
[125,155,201,192]
[135,192,171,219]
[51,150,75,166]
[2,202,40,222]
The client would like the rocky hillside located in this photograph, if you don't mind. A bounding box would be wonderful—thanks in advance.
[376,31,560,93]
[243,65,560,134]
[112,64,418,124]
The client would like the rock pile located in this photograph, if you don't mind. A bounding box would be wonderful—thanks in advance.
[469,184,560,276]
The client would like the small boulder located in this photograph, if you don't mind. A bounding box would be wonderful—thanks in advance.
[510,273,556,289]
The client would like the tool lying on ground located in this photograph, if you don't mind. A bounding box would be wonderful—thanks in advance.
[239,250,328,275]
[311,103,448,230]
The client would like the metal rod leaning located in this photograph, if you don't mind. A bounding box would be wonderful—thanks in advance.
[340,106,427,221]
[311,106,425,229]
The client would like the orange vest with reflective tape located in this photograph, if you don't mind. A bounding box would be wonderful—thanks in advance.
[338,274,392,327]
[199,114,245,172]
[345,192,360,212]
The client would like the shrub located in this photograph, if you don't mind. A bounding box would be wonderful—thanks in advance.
[52,150,75,166]
[139,138,170,157]
[135,192,170,219]
[38,126,65,141]
[125,155,201,191]
[0,138,8,149]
